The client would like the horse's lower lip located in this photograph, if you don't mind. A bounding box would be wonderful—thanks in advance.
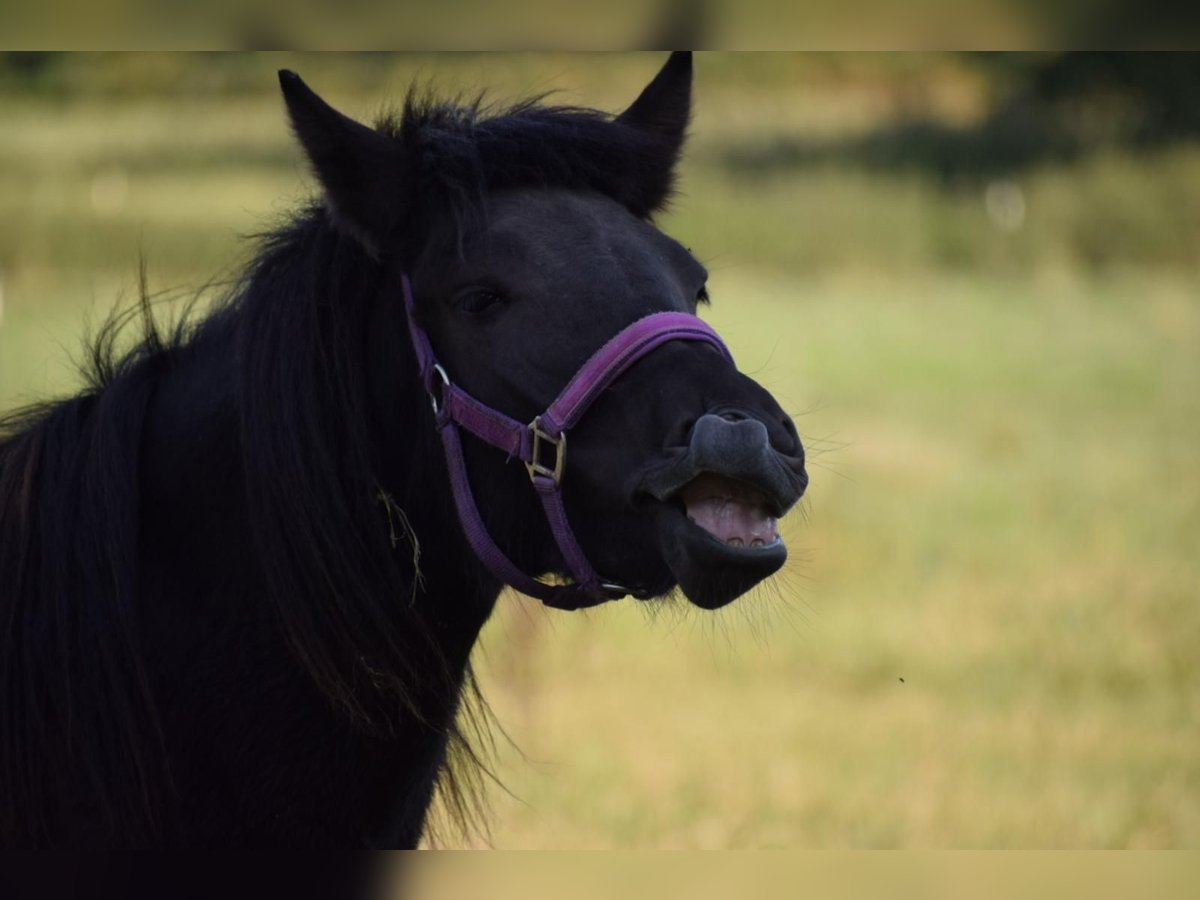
[651,500,788,609]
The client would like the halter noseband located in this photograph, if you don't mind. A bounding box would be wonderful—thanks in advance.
[402,273,732,610]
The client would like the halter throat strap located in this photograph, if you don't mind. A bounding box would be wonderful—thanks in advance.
[402,273,732,610]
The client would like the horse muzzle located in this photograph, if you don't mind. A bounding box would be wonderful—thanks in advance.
[640,412,808,609]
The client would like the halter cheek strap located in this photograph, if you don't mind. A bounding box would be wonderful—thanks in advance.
[402,273,732,610]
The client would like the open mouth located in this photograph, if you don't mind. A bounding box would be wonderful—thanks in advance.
[678,472,782,550]
[648,470,791,609]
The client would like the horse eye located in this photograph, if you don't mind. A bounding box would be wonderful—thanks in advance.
[457,289,505,315]
[695,284,710,305]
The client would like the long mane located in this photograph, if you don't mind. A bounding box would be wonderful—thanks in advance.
[0,91,659,845]
[0,290,180,843]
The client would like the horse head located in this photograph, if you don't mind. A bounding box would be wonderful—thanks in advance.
[279,52,808,611]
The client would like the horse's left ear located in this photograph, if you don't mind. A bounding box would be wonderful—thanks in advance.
[616,51,693,215]
[279,70,404,256]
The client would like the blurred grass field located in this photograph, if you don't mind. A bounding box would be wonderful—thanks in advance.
[1,53,1197,848]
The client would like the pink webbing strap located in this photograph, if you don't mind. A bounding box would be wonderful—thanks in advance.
[401,273,732,608]
[442,387,531,459]
[541,313,733,436]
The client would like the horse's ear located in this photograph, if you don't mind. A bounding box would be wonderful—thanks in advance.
[279,70,403,255]
[616,51,693,214]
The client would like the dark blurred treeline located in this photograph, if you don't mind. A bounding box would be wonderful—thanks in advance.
[4,53,1197,133]
[976,52,1200,144]
[718,52,1200,182]
[0,51,400,96]
[4,51,1198,183]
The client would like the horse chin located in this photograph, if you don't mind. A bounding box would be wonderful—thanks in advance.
[652,501,788,609]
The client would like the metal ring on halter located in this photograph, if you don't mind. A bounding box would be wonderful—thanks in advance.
[600,581,637,598]
[429,364,450,415]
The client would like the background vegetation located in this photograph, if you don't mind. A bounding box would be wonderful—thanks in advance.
[1,52,1196,848]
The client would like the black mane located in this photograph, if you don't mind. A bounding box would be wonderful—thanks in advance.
[0,289,179,842]
[0,208,454,845]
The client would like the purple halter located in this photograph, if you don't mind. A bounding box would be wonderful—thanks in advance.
[402,273,733,610]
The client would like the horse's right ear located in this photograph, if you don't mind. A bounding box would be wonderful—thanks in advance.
[279,70,403,256]
[615,51,692,215]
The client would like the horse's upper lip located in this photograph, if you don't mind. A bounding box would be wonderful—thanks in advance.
[635,413,807,520]
[637,450,803,523]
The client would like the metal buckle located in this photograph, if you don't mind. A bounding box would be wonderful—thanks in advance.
[600,581,655,600]
[600,581,633,598]
[526,416,566,485]
[428,364,450,415]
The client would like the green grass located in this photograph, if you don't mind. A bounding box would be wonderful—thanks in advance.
[1,53,1197,848]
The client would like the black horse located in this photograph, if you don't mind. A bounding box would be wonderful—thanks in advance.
[0,52,807,848]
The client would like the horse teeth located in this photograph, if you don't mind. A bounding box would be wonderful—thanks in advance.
[727,537,744,547]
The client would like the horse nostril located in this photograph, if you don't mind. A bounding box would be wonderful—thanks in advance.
[714,408,748,423]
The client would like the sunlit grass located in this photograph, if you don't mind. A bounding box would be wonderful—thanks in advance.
[474,271,1200,848]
